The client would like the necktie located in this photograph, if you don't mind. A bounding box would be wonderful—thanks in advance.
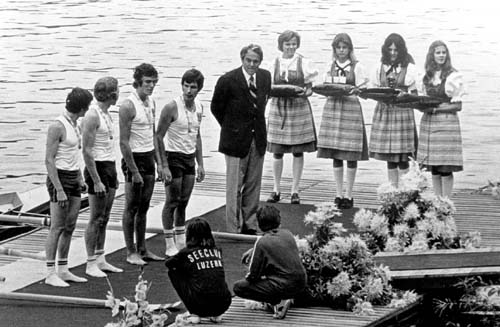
[249,75,258,109]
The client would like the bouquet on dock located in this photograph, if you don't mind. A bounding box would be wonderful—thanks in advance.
[296,203,418,314]
[476,180,500,200]
[104,272,178,327]
[353,159,481,253]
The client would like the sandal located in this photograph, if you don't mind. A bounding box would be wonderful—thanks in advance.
[273,299,292,319]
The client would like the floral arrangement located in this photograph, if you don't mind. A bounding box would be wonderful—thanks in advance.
[104,272,179,327]
[296,202,419,314]
[434,276,500,326]
[476,180,500,200]
[353,159,481,253]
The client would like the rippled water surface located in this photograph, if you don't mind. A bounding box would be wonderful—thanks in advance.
[1,0,499,193]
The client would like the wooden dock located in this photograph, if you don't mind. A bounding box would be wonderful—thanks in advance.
[0,172,498,326]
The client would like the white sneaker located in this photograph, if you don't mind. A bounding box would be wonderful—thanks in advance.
[165,241,179,257]
[45,273,69,287]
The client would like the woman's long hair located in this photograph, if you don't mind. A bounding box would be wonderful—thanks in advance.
[381,33,414,67]
[185,217,216,248]
[331,33,357,63]
[423,40,455,87]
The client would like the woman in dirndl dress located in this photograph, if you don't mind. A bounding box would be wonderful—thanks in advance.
[417,40,465,198]
[266,30,318,205]
[317,33,369,209]
[369,33,418,188]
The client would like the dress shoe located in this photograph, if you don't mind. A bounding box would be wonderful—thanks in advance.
[266,192,280,203]
[341,197,354,209]
[334,197,342,207]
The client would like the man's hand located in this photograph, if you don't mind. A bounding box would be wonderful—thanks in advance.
[196,166,205,183]
[94,181,106,197]
[80,182,88,195]
[158,166,172,185]
[56,190,68,208]
[131,171,144,187]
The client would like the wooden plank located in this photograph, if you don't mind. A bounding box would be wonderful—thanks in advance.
[218,297,420,327]
[375,248,500,270]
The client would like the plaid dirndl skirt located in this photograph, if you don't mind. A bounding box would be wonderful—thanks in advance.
[317,95,368,161]
[417,112,463,172]
[267,97,316,146]
[369,102,417,162]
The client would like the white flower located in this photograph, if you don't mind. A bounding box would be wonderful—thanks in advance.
[370,214,389,237]
[416,219,431,233]
[405,233,429,252]
[393,224,409,238]
[304,202,341,227]
[385,236,403,252]
[389,290,419,308]
[304,202,342,226]
[403,203,420,222]
[330,222,347,236]
[434,197,456,218]
[399,158,430,191]
[294,236,310,254]
[363,277,384,301]
[150,313,169,327]
[420,190,437,203]
[322,237,349,256]
[375,264,392,282]
[353,209,374,231]
[492,186,500,199]
[461,231,482,248]
[327,272,352,298]
[353,300,376,315]
[105,291,121,317]
[377,182,397,198]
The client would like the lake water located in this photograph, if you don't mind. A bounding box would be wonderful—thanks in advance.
[1,0,499,194]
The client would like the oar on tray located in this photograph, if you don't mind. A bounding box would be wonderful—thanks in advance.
[0,291,182,309]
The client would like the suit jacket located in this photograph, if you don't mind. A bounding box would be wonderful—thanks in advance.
[211,66,272,158]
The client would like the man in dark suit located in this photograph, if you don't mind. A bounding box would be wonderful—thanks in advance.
[211,44,272,234]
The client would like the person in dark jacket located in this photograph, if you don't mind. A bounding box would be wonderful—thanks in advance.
[211,44,272,235]
[165,217,232,324]
[233,206,307,319]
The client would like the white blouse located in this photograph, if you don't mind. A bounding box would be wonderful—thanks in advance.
[268,53,318,84]
[323,59,369,87]
[370,62,418,92]
[418,71,465,103]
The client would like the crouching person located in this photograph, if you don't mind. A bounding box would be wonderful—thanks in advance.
[165,217,231,325]
[233,205,307,319]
